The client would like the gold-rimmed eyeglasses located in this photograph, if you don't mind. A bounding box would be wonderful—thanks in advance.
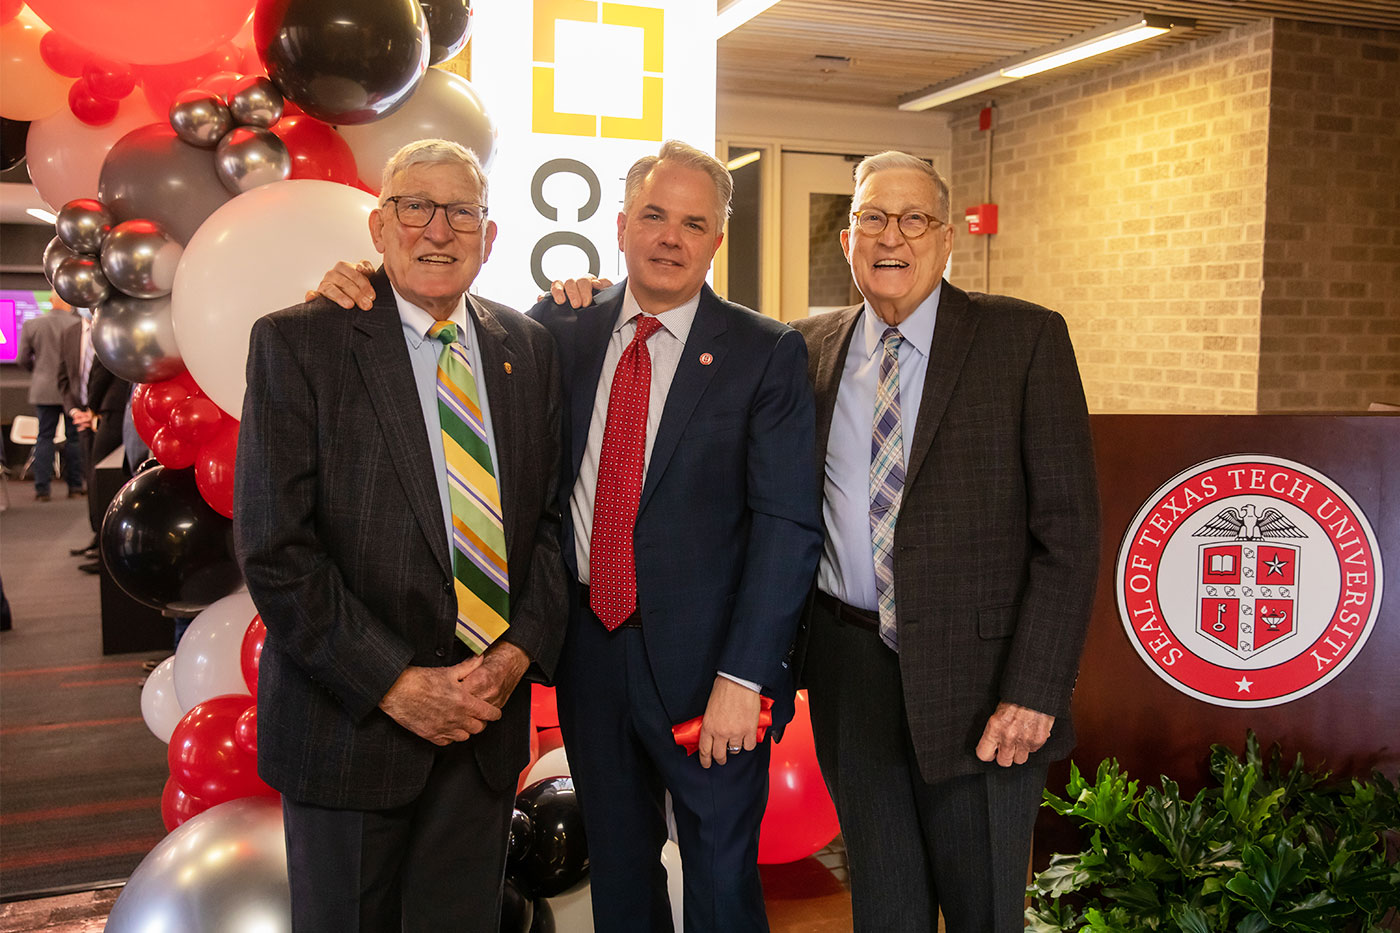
[850,208,947,239]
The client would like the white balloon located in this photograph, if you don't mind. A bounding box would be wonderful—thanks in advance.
[169,180,378,416]
[536,843,681,933]
[335,68,497,192]
[523,745,571,788]
[660,839,684,930]
[25,96,160,210]
[139,656,182,743]
[173,590,257,710]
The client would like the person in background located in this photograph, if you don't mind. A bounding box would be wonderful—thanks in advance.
[17,294,82,501]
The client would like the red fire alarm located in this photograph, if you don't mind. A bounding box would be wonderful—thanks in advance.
[965,204,998,235]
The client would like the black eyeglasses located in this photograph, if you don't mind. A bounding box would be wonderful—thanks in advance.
[384,196,488,233]
[850,208,947,239]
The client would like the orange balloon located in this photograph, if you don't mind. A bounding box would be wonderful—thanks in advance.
[0,6,71,121]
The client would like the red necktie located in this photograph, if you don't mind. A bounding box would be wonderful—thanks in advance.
[589,314,663,630]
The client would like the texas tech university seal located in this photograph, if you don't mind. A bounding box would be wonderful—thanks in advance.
[1116,454,1383,708]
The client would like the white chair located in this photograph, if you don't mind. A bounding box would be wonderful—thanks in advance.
[8,414,66,481]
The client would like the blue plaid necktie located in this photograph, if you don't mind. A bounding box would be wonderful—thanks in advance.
[870,327,905,651]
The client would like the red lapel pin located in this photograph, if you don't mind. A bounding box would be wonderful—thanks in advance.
[699,352,713,366]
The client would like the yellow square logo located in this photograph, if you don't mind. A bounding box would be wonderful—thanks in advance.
[532,0,664,140]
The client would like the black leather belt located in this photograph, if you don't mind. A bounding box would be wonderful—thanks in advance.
[578,585,641,628]
[815,591,880,634]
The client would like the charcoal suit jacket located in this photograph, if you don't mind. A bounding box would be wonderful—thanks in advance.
[235,271,567,809]
[792,280,1101,784]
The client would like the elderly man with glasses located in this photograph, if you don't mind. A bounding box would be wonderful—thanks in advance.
[235,138,566,933]
[789,151,1101,932]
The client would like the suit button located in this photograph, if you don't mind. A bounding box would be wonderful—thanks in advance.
[435,647,446,658]
[442,580,453,594]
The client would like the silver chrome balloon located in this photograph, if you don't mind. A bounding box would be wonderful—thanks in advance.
[92,294,185,383]
[42,235,79,284]
[51,255,111,307]
[55,198,113,254]
[99,219,183,299]
[214,126,292,194]
[227,76,285,128]
[104,797,291,933]
[169,89,234,148]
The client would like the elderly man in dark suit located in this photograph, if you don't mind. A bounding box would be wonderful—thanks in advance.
[235,139,566,933]
[790,151,1101,932]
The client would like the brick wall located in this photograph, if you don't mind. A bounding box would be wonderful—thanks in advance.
[1258,20,1400,411]
[808,193,859,307]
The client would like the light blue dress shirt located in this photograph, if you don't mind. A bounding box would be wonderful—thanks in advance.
[816,282,941,612]
[392,287,502,553]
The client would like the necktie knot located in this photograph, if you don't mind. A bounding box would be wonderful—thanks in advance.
[633,315,662,344]
[428,320,458,345]
[881,327,903,354]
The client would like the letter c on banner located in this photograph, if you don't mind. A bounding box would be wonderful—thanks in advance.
[531,159,601,222]
[531,232,600,292]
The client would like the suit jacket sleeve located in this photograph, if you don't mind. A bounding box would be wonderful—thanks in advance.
[998,311,1101,718]
[235,315,415,722]
[718,327,824,689]
[57,328,78,412]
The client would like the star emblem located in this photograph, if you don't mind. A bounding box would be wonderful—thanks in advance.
[1264,554,1288,577]
[1235,676,1253,693]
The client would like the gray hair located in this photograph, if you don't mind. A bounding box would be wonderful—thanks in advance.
[379,139,489,206]
[852,151,950,223]
[623,139,733,229]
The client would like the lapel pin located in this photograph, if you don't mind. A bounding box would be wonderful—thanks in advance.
[699,352,713,366]
[503,362,512,374]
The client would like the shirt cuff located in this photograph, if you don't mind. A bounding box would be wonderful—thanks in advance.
[717,670,761,693]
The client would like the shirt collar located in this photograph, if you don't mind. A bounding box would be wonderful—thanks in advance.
[616,284,701,346]
[857,280,941,361]
[394,286,469,348]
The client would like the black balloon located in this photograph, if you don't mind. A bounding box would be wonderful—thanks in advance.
[512,777,588,899]
[101,464,243,613]
[255,0,429,125]
[507,807,533,865]
[526,897,554,933]
[498,877,534,933]
[421,0,472,65]
[1,117,29,172]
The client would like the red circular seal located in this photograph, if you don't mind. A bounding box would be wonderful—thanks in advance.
[1115,454,1383,707]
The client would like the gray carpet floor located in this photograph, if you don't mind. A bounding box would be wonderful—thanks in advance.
[0,479,169,899]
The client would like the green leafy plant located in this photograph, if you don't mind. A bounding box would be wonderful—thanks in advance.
[1027,732,1400,932]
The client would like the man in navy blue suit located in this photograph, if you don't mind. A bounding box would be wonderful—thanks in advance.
[314,140,821,932]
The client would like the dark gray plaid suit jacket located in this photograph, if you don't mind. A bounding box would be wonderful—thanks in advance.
[235,272,567,809]
[793,280,1101,785]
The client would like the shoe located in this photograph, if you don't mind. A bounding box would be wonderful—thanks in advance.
[78,561,101,574]
[68,487,87,498]
[70,539,98,556]
[141,658,164,672]
[35,492,51,502]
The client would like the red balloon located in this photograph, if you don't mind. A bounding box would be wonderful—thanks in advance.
[138,45,242,114]
[38,30,92,78]
[168,695,276,806]
[144,376,193,423]
[240,614,265,695]
[160,773,208,831]
[517,720,542,795]
[198,69,244,99]
[82,57,136,100]
[27,0,255,67]
[168,396,224,445]
[233,704,258,757]
[1,0,23,24]
[195,419,238,518]
[67,77,118,126]
[130,382,161,447]
[151,424,198,469]
[757,690,840,864]
[271,115,357,185]
[531,684,559,730]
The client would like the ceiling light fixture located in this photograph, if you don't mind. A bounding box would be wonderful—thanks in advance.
[715,0,782,39]
[26,207,57,224]
[725,150,762,171]
[899,12,1194,111]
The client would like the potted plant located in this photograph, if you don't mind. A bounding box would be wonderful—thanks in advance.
[1027,732,1400,932]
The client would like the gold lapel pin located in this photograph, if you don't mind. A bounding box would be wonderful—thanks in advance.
[503,362,513,374]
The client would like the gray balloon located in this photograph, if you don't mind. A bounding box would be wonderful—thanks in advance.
[99,124,233,246]
[105,797,290,933]
[91,293,185,383]
[169,89,233,149]
[51,255,111,307]
[100,219,183,300]
[55,198,113,255]
[214,126,291,195]
[227,76,285,128]
[43,236,79,283]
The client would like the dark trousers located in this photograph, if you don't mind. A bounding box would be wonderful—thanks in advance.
[280,741,513,933]
[806,597,1047,933]
[81,412,124,534]
[557,616,771,933]
[33,404,81,492]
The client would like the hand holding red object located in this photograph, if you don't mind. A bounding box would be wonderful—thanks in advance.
[672,696,774,756]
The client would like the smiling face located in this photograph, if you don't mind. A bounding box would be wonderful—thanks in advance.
[841,167,954,326]
[369,161,496,319]
[617,161,725,315]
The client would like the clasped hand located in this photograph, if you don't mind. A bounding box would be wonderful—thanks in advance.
[378,643,530,746]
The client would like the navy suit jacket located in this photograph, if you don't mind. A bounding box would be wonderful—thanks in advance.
[528,282,822,732]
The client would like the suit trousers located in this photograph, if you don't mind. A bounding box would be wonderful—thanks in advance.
[280,739,513,933]
[32,405,82,493]
[556,616,771,933]
[81,413,125,533]
[805,597,1048,933]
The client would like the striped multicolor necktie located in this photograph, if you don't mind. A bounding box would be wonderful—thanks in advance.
[428,320,509,654]
[870,326,905,651]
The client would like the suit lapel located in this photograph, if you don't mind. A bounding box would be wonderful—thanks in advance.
[467,295,520,560]
[638,285,727,514]
[352,274,451,578]
[905,282,978,486]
